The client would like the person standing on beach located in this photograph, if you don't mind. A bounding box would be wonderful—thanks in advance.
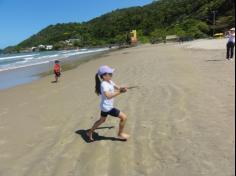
[87,65,130,141]
[54,60,61,82]
[226,28,235,60]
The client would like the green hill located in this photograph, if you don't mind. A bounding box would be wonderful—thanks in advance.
[5,0,235,52]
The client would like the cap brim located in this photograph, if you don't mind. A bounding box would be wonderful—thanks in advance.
[110,68,115,73]
[106,68,115,74]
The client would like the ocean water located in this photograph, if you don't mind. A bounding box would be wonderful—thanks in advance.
[0,48,109,71]
[0,48,109,90]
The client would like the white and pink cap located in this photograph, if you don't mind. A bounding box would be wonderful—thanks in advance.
[97,65,115,76]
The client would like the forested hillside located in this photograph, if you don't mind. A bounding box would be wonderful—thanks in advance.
[5,0,235,52]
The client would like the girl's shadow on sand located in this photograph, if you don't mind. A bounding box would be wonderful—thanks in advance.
[75,126,126,143]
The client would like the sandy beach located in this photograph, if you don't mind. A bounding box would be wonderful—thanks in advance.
[179,38,228,50]
[0,42,235,176]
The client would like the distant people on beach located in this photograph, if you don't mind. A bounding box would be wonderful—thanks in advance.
[53,60,61,82]
[225,28,235,60]
[126,33,131,45]
[86,65,130,142]
[178,37,184,44]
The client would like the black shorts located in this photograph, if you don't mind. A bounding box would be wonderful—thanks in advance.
[54,71,61,77]
[101,108,120,117]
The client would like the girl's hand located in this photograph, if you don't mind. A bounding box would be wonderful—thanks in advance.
[120,87,128,93]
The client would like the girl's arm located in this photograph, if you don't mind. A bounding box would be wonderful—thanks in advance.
[104,89,126,99]
[114,85,120,90]
[112,80,127,90]
[225,31,230,38]
[114,84,129,90]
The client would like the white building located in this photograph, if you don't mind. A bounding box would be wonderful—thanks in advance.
[31,47,37,51]
[38,45,45,49]
[46,45,53,50]
[37,45,53,50]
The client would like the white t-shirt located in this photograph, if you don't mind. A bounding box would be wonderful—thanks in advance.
[227,33,235,43]
[100,80,116,112]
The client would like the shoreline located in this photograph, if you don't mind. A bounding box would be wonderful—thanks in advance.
[0,48,118,90]
[40,49,113,77]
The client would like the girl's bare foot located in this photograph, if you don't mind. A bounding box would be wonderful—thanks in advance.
[86,130,94,141]
[118,133,130,140]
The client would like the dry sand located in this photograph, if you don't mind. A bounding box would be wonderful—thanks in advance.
[179,38,228,50]
[0,43,235,176]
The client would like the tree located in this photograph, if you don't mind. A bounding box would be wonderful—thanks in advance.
[150,28,167,43]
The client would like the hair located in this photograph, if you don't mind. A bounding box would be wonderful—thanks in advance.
[55,60,59,64]
[95,73,102,95]
[95,72,111,95]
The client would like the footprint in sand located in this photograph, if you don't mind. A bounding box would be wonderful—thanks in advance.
[0,153,10,158]
[157,131,168,136]
[26,143,35,148]
[175,116,189,123]
[0,112,7,116]
[44,126,57,131]
[18,102,29,107]
[0,108,9,117]
[0,140,7,145]
[39,104,46,109]
[52,89,59,93]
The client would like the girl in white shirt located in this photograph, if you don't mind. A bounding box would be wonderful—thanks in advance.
[87,65,130,141]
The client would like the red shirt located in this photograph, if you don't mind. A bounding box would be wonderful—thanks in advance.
[54,64,60,73]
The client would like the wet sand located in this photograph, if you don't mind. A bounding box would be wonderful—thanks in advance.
[0,43,235,176]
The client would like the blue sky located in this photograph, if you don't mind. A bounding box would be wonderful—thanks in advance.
[0,0,153,49]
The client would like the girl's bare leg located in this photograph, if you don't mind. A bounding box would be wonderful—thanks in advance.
[87,116,106,141]
[55,75,58,82]
[118,112,130,139]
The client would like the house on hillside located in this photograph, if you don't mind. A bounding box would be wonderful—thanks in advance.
[31,47,37,52]
[46,45,53,50]
[37,44,53,50]
[38,45,45,49]
[166,35,179,42]
[65,39,80,46]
